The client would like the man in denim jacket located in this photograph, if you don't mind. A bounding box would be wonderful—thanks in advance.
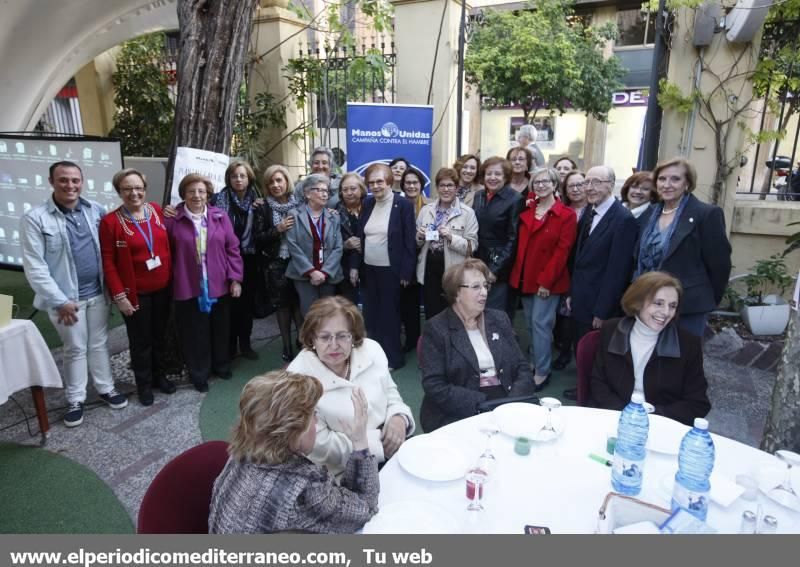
[20,161,128,427]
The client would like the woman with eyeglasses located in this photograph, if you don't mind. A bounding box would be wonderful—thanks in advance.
[419,258,535,432]
[352,163,416,370]
[287,296,415,476]
[285,174,343,317]
[509,168,577,391]
[506,146,533,197]
[415,167,479,320]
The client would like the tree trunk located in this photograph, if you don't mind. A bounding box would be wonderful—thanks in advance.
[164,0,260,201]
[761,308,800,454]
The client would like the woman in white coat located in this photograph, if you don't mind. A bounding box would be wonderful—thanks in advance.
[416,167,479,320]
[287,296,415,476]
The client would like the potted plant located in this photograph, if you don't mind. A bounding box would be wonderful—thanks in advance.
[738,254,794,336]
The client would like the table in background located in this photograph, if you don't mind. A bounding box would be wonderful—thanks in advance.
[375,406,800,533]
[0,319,62,438]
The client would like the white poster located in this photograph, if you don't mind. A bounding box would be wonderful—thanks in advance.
[792,270,800,311]
[169,146,229,205]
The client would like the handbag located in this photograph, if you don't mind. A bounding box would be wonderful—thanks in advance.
[476,394,539,413]
[596,492,671,534]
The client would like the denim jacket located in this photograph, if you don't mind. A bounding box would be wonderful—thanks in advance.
[20,196,107,310]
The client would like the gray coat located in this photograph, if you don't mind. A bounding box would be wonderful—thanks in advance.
[285,205,344,284]
[209,453,379,534]
[420,307,535,432]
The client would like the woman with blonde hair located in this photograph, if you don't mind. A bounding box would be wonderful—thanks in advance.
[454,154,482,208]
[208,370,379,533]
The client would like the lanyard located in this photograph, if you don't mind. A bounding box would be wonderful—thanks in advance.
[123,206,155,258]
[309,212,324,242]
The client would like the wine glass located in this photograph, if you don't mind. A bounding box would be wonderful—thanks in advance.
[465,466,488,512]
[767,449,800,511]
[535,397,561,442]
[477,421,500,470]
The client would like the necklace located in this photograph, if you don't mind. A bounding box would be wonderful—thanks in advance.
[342,357,351,380]
[661,206,678,215]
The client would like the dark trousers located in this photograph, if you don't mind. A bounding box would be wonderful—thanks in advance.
[572,318,594,355]
[400,282,421,352]
[175,295,231,386]
[336,276,359,305]
[230,254,259,354]
[554,313,573,356]
[123,287,170,391]
[362,264,404,368]
[488,282,516,324]
[422,250,447,322]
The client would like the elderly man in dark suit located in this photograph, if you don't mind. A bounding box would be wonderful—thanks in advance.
[564,165,639,401]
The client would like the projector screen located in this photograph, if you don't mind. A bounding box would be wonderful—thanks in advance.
[0,134,123,270]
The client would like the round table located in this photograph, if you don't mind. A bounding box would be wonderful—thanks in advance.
[370,406,800,533]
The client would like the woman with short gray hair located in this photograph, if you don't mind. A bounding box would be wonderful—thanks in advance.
[285,174,343,316]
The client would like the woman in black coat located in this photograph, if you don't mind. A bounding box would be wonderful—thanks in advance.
[420,259,535,432]
[591,271,710,426]
[471,156,524,323]
[335,172,366,304]
[634,157,732,337]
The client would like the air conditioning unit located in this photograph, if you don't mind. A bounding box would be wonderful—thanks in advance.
[693,2,722,47]
[725,0,771,44]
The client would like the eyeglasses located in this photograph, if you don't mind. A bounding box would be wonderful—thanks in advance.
[231,173,249,180]
[531,180,553,187]
[309,187,330,194]
[367,179,387,187]
[567,182,586,190]
[584,179,611,188]
[315,332,353,345]
[460,282,491,292]
[438,183,456,189]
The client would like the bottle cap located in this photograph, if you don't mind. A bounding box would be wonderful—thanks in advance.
[631,392,645,404]
[694,418,709,430]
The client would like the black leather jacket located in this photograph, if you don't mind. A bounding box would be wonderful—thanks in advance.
[471,185,523,282]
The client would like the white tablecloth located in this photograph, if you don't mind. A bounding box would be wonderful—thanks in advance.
[372,406,800,534]
[0,319,62,405]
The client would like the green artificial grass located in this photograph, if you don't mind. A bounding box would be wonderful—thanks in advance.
[0,442,134,534]
[0,268,124,348]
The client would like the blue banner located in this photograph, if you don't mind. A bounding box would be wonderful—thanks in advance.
[346,103,434,195]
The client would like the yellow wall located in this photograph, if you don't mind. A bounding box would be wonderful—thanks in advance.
[604,105,647,180]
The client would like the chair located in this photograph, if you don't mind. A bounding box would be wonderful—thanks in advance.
[575,330,601,407]
[137,440,229,534]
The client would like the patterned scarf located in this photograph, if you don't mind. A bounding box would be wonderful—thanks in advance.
[267,195,298,259]
[189,210,216,313]
[215,186,257,254]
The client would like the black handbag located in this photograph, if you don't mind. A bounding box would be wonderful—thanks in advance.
[476,395,539,413]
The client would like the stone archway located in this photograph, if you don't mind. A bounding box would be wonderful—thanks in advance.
[0,0,178,131]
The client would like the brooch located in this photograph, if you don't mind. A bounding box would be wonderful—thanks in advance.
[492,333,499,341]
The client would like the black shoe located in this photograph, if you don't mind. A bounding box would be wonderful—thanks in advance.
[194,382,209,393]
[138,387,154,406]
[282,346,293,362]
[534,373,551,392]
[156,377,176,394]
[552,352,571,371]
[240,349,259,361]
[216,370,233,380]
[563,388,577,401]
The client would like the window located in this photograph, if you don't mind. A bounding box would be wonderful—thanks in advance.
[616,8,656,47]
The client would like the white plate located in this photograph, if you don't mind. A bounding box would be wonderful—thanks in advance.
[756,465,800,513]
[362,500,461,534]
[646,414,690,455]
[491,402,563,440]
[397,434,468,481]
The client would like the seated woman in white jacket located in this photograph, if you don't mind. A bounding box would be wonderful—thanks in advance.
[287,296,415,476]
[416,167,479,320]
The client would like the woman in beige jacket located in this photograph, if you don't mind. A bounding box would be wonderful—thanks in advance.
[416,167,479,320]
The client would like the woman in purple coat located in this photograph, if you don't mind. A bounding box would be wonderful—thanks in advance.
[166,174,244,392]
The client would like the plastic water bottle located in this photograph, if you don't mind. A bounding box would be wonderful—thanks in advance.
[611,392,649,495]
[671,417,715,521]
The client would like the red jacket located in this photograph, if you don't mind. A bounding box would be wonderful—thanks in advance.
[509,199,577,295]
[100,203,172,308]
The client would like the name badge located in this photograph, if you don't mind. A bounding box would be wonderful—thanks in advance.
[318,247,324,264]
[146,256,162,271]
[425,229,440,241]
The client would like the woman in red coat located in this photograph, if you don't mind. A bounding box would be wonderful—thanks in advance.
[100,168,173,406]
[509,167,577,390]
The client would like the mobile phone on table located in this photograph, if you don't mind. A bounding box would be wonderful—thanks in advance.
[524,525,551,535]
